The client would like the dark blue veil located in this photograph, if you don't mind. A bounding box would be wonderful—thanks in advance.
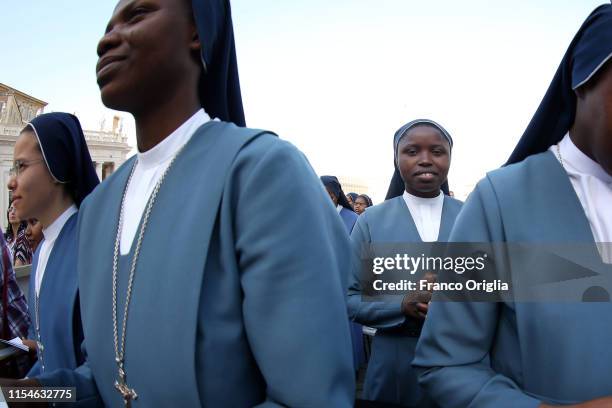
[506,4,612,165]
[27,113,100,207]
[191,0,246,126]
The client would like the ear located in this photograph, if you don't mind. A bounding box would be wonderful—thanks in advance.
[188,22,201,55]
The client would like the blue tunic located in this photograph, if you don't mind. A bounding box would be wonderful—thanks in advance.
[340,207,358,233]
[27,214,85,378]
[348,195,463,407]
[337,206,366,370]
[38,121,355,407]
[413,151,612,407]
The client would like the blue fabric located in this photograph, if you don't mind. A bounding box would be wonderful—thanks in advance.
[348,195,463,407]
[413,152,612,407]
[27,113,100,207]
[507,4,612,165]
[41,122,355,407]
[340,207,358,234]
[191,0,245,126]
[27,215,85,377]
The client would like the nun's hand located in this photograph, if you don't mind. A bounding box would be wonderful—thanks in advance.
[401,294,430,320]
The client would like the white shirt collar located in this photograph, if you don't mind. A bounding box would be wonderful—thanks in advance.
[42,204,77,243]
[402,190,444,205]
[136,109,210,170]
[560,133,612,184]
[336,204,343,213]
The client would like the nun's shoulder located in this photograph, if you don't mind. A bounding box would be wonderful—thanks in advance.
[444,195,464,209]
[483,151,555,194]
[361,196,404,223]
[79,156,136,210]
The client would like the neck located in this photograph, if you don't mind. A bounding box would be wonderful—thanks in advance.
[38,195,74,229]
[11,222,20,233]
[133,83,201,152]
[569,113,597,163]
[405,187,440,199]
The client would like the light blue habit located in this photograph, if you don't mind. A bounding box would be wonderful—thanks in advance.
[37,121,355,407]
[348,194,462,407]
[27,213,85,378]
[413,151,612,407]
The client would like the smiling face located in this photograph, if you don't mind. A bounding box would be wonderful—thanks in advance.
[397,125,451,198]
[7,131,58,222]
[96,0,200,113]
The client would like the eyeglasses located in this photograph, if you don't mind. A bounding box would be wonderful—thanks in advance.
[9,159,44,177]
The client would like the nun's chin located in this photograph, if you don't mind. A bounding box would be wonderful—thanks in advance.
[99,85,134,113]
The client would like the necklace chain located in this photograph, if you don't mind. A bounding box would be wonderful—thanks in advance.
[556,143,565,170]
[111,144,186,396]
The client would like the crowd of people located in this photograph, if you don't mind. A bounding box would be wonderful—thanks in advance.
[0,1,611,407]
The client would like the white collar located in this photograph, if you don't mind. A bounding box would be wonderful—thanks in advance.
[42,204,77,243]
[560,133,612,184]
[402,190,444,206]
[336,204,343,213]
[136,109,210,170]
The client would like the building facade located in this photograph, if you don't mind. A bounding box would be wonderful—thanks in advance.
[0,82,132,227]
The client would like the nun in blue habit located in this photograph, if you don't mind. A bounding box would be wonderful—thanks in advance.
[348,120,462,407]
[30,0,355,406]
[320,175,366,372]
[11,113,99,378]
[321,175,359,233]
[413,4,612,407]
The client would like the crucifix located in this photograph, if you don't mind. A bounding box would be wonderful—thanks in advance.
[114,365,138,407]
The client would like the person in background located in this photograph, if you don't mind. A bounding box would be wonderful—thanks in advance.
[0,229,30,341]
[414,5,612,407]
[322,176,359,234]
[348,119,462,407]
[24,219,43,254]
[353,194,373,215]
[346,192,358,209]
[5,112,100,385]
[5,205,32,266]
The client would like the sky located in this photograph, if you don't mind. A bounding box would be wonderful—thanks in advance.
[2,0,606,201]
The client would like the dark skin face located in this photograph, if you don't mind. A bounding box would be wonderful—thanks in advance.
[571,60,612,176]
[96,0,202,152]
[354,197,368,215]
[325,186,338,206]
[397,125,451,198]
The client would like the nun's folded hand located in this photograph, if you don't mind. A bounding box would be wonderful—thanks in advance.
[540,396,612,408]
[401,294,430,320]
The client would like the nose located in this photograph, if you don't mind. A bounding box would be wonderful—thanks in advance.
[417,151,433,167]
[7,174,16,191]
[97,28,122,58]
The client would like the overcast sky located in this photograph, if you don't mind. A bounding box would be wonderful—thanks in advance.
[3,1,605,200]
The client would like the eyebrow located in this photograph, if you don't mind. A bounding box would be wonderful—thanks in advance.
[105,0,139,33]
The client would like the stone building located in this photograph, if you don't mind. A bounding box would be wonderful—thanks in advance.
[0,82,132,226]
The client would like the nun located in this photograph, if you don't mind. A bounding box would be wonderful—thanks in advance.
[6,112,99,378]
[10,0,355,406]
[347,119,462,407]
[321,175,359,233]
[321,175,366,374]
[413,4,612,407]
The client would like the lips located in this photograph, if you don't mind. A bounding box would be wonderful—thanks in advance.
[96,54,127,83]
[413,171,438,182]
